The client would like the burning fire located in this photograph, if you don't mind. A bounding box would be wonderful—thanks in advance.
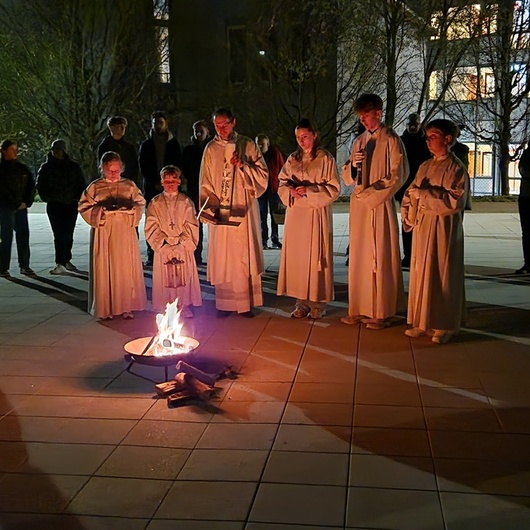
[151,300,194,357]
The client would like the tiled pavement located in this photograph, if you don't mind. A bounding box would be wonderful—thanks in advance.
[0,204,529,530]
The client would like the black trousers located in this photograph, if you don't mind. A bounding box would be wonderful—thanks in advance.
[47,202,79,265]
[0,207,30,270]
[519,195,530,267]
[258,189,280,245]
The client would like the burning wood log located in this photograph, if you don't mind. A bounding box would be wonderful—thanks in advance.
[175,360,217,386]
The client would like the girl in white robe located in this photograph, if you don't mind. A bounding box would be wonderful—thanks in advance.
[277,118,340,319]
[145,165,202,317]
[401,119,468,344]
[78,151,146,319]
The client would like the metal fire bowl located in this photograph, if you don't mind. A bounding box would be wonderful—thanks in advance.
[124,336,199,367]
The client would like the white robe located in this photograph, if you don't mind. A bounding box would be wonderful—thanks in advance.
[277,149,340,302]
[401,153,467,331]
[78,177,147,318]
[343,125,409,319]
[144,192,202,312]
[199,132,268,312]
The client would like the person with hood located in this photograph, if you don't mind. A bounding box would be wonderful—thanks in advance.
[36,139,86,274]
[199,107,268,317]
[181,119,210,264]
[0,140,36,277]
[139,110,182,266]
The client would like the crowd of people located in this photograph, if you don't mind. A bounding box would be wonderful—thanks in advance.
[0,94,528,344]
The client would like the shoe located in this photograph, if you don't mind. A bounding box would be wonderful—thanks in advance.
[290,307,310,319]
[0,270,11,278]
[122,312,134,319]
[181,306,194,318]
[50,264,67,275]
[64,261,77,271]
[271,240,282,249]
[20,267,35,275]
[309,308,326,319]
[341,315,364,325]
[514,266,529,275]
[432,330,453,344]
[217,309,232,318]
[262,244,269,250]
[405,327,426,338]
[401,258,411,269]
[99,315,113,321]
[365,319,391,330]
[240,310,255,318]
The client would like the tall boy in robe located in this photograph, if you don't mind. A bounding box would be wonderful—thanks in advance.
[341,94,409,330]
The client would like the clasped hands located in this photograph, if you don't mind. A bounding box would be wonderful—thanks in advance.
[289,186,307,199]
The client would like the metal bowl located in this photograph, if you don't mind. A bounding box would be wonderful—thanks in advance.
[124,336,199,367]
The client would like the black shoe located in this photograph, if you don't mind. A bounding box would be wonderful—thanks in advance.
[401,258,410,269]
[262,244,269,250]
[514,266,530,275]
[0,270,11,278]
[271,240,282,249]
[217,309,232,318]
[240,310,255,318]
[20,267,35,275]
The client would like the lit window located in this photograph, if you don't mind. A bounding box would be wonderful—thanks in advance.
[431,4,494,41]
[429,71,438,100]
[157,26,170,84]
[448,67,495,101]
[153,0,169,20]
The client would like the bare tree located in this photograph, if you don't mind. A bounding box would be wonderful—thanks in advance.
[0,0,162,179]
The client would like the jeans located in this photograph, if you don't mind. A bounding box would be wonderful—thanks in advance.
[46,202,78,265]
[258,189,279,245]
[0,207,30,270]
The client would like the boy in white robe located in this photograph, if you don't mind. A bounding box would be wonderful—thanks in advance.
[401,119,468,344]
[341,94,409,330]
[144,165,202,317]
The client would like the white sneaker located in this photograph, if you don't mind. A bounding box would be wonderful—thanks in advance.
[405,327,426,338]
[64,262,77,271]
[50,264,67,275]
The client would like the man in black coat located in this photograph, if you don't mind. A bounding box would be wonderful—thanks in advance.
[37,140,87,274]
[398,113,431,268]
[97,116,139,186]
[0,140,36,277]
[181,119,210,264]
[139,110,182,266]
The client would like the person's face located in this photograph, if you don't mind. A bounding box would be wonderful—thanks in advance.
[357,109,382,131]
[102,160,122,182]
[161,172,181,193]
[425,127,452,157]
[109,123,126,140]
[295,127,316,153]
[256,137,270,154]
[193,124,209,142]
[407,118,421,134]
[52,148,65,160]
[2,144,18,161]
[153,117,169,134]
[213,115,236,141]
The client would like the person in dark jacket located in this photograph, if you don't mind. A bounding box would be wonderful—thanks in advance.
[516,144,530,274]
[181,119,210,264]
[398,113,431,268]
[139,110,182,266]
[97,116,139,186]
[37,139,87,274]
[0,140,36,277]
[255,133,286,249]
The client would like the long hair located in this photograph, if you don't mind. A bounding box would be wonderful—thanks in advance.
[294,118,320,161]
